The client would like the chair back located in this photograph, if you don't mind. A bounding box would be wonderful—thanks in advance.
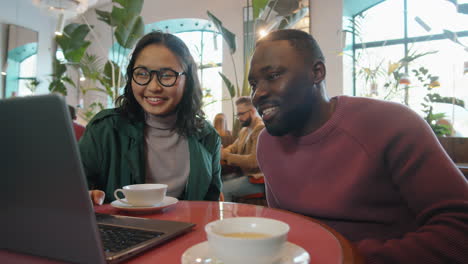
[438,137,468,163]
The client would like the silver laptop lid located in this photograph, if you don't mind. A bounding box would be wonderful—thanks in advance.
[0,94,106,264]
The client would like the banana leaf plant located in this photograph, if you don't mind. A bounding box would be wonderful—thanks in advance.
[95,0,145,102]
[49,23,90,95]
[49,57,75,95]
[208,11,255,136]
[55,24,91,64]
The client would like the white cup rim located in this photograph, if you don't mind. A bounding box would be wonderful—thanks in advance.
[205,217,290,240]
[123,183,168,190]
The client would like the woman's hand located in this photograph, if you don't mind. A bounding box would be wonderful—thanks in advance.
[88,190,105,205]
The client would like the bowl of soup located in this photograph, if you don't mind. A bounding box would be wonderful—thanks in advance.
[205,217,290,264]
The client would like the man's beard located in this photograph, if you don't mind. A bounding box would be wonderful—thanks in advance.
[265,87,315,137]
[240,116,252,127]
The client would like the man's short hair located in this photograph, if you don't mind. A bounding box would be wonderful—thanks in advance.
[235,96,253,107]
[256,29,325,64]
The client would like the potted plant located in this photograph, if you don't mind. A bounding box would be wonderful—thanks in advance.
[49,0,145,121]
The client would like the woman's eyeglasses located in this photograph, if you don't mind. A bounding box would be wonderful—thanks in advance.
[132,67,185,87]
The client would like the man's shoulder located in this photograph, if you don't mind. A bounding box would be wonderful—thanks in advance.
[336,96,430,147]
[253,118,266,131]
[339,95,414,115]
[336,96,423,130]
[257,127,275,145]
[237,126,249,137]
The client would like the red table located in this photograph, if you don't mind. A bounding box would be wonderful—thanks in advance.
[1,201,362,264]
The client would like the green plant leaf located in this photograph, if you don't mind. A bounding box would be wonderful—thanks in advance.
[207,11,236,54]
[49,79,67,95]
[400,50,437,65]
[241,54,252,96]
[52,58,67,77]
[96,10,115,26]
[103,60,123,82]
[62,76,75,87]
[114,0,143,15]
[100,60,124,99]
[110,6,126,26]
[69,44,92,64]
[232,118,241,138]
[253,0,269,18]
[115,16,145,49]
[69,24,90,42]
[432,113,446,119]
[56,23,91,63]
[218,72,235,98]
[80,53,103,81]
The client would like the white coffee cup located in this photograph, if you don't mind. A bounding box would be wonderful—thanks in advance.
[113,184,167,207]
[205,217,290,264]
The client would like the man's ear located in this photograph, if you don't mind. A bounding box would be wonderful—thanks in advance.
[312,61,326,83]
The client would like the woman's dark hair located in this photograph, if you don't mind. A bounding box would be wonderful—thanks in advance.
[115,31,205,136]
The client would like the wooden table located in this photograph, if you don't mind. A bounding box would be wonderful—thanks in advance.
[1,201,362,264]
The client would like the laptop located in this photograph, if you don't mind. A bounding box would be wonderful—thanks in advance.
[0,94,195,263]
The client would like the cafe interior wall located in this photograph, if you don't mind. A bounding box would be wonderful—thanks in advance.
[0,0,56,96]
[310,0,344,98]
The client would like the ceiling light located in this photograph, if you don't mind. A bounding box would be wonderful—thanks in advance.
[55,13,65,36]
[1,62,8,76]
[258,29,268,38]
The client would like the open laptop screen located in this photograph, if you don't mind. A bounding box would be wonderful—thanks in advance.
[0,95,194,263]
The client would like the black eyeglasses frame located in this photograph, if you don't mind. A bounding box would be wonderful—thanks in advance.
[235,110,251,118]
[132,66,185,87]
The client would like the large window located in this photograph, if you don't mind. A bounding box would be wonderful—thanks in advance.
[347,0,468,136]
[175,30,223,124]
[17,53,37,96]
[5,42,38,98]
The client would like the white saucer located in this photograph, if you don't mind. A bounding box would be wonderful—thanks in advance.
[181,241,310,264]
[110,196,178,213]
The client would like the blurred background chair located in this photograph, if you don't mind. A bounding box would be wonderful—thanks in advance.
[232,177,267,206]
[438,137,468,178]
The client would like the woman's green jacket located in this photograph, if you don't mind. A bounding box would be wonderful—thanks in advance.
[78,109,222,203]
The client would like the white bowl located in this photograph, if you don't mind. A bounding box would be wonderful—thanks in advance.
[205,217,290,264]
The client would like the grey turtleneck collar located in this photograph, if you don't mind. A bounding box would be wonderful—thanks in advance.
[144,112,190,199]
[145,112,177,130]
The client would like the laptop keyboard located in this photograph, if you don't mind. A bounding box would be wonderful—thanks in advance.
[98,224,165,253]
